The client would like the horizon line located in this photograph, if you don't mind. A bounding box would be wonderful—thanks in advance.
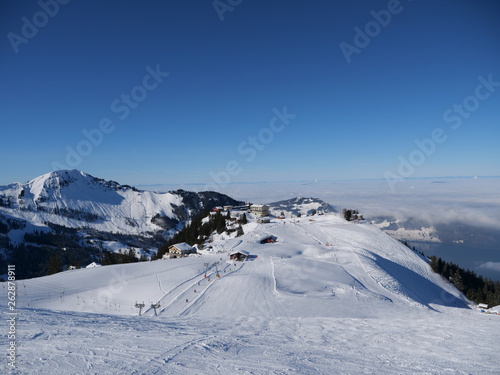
[136,175,500,188]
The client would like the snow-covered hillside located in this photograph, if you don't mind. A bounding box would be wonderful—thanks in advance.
[15,214,468,316]
[3,214,499,374]
[267,196,336,217]
[0,170,240,237]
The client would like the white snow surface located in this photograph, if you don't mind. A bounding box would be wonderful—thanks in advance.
[2,215,499,374]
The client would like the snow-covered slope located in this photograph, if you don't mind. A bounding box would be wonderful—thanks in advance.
[0,169,240,238]
[4,215,499,374]
[267,196,336,217]
[6,306,498,375]
[17,215,467,317]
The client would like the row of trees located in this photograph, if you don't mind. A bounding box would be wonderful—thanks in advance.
[101,249,148,265]
[342,209,364,221]
[398,240,500,307]
[429,255,500,307]
[4,222,154,278]
[46,249,148,275]
[25,230,80,248]
[9,243,98,279]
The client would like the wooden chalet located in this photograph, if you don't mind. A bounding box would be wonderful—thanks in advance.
[259,235,277,244]
[168,242,196,258]
[229,250,249,261]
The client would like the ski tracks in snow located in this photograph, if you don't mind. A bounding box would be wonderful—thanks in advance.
[143,261,247,317]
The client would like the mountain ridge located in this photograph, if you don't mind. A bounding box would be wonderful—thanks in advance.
[0,169,242,235]
[0,170,242,278]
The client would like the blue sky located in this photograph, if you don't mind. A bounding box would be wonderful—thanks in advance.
[1,0,499,187]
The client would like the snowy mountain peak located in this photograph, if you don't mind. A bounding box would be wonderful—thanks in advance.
[27,169,138,201]
[0,171,242,264]
[2,169,141,215]
[28,169,88,201]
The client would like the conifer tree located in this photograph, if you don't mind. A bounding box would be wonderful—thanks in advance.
[236,226,244,237]
[452,271,464,291]
[240,213,248,224]
[48,254,62,275]
[343,209,352,221]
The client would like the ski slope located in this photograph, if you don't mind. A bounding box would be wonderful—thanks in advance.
[2,215,498,374]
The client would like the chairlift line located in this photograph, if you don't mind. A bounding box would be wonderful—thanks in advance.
[150,302,161,316]
[135,301,145,316]
[214,262,220,277]
[203,262,210,277]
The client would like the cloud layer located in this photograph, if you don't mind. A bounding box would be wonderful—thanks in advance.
[145,177,500,230]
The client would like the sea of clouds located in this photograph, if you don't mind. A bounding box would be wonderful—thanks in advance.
[141,177,500,230]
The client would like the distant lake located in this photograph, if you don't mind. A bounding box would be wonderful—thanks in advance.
[412,241,500,281]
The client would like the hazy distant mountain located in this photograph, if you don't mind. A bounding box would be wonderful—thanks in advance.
[267,197,336,217]
[371,216,500,249]
[371,217,442,243]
